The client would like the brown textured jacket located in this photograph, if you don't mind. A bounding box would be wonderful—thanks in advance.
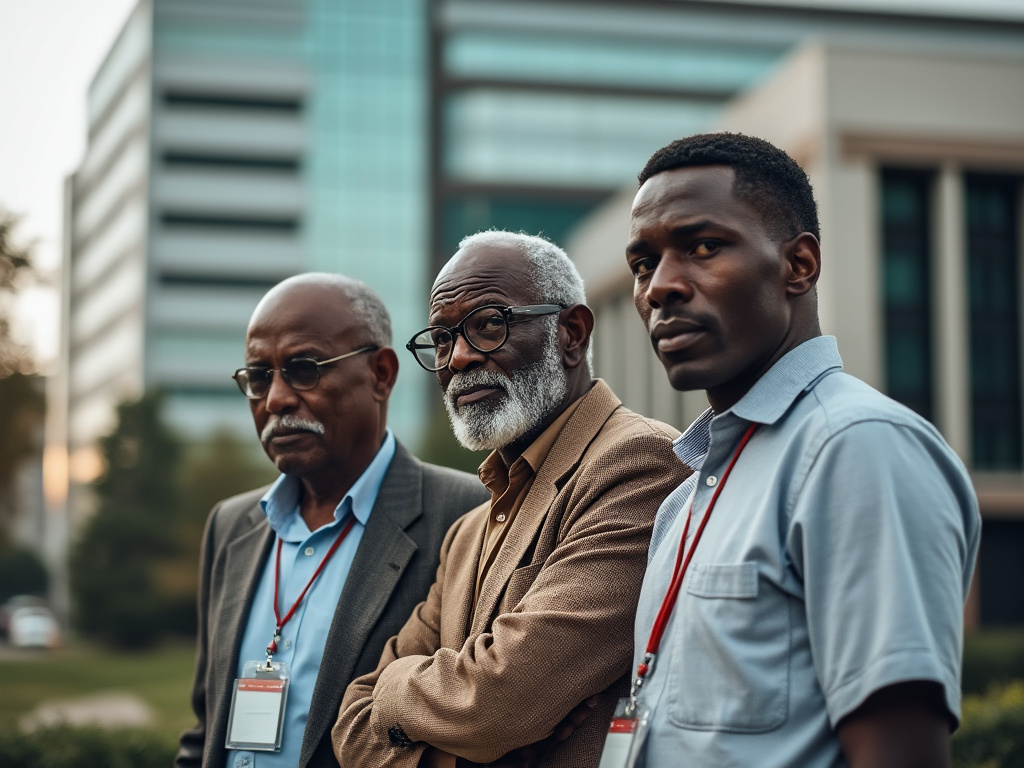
[332,381,691,768]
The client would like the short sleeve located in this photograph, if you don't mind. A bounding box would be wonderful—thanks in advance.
[786,417,979,727]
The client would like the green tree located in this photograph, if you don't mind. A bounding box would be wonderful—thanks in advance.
[69,392,183,648]
[154,428,277,635]
[0,544,48,603]
[0,210,45,543]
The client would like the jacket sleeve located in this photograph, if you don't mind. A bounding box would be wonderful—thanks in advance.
[332,514,465,768]
[334,426,687,767]
[175,503,220,768]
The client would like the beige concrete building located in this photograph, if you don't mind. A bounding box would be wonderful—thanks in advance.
[569,41,1024,627]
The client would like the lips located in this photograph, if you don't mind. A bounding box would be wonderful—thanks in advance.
[454,386,503,408]
[651,318,707,354]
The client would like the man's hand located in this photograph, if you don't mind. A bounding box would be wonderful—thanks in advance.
[497,696,600,768]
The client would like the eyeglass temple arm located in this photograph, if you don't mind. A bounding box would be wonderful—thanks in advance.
[508,304,563,317]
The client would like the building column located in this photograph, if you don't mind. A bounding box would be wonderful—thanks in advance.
[933,163,970,461]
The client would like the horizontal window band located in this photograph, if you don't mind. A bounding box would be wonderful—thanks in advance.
[158,273,287,290]
[159,214,300,232]
[162,91,303,112]
[161,152,301,171]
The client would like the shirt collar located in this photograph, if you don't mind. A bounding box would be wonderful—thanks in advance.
[478,391,587,492]
[259,428,397,537]
[730,336,843,425]
[671,336,842,466]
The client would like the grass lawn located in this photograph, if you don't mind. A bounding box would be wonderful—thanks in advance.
[0,641,196,741]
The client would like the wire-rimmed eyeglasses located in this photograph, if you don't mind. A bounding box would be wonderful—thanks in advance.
[405,304,563,372]
[232,346,378,399]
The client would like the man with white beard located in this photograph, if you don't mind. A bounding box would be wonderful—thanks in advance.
[333,232,690,768]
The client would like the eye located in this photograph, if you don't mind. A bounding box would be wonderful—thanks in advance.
[693,240,721,258]
[630,256,657,278]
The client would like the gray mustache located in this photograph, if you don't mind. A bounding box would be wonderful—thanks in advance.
[261,414,326,444]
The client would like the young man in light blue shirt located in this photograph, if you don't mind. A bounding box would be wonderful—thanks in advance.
[624,133,980,768]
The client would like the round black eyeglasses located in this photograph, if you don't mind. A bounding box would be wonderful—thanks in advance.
[405,304,563,372]
[232,346,378,399]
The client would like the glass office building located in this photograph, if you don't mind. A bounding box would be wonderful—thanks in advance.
[65,0,431,482]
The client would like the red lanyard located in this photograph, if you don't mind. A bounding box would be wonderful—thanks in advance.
[265,515,357,659]
[632,422,759,699]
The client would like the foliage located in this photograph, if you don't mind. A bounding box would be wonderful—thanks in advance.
[417,403,488,475]
[0,209,38,377]
[0,544,48,603]
[953,680,1024,768]
[69,393,183,648]
[0,725,176,768]
[155,428,276,636]
[963,628,1024,695]
[0,212,44,543]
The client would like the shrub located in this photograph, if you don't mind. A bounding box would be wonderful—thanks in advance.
[0,724,176,768]
[0,544,48,603]
[963,628,1024,695]
[953,680,1024,768]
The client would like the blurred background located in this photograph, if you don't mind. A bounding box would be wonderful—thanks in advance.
[1,0,1023,764]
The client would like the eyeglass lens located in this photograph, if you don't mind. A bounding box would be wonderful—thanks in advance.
[237,359,323,398]
[416,306,509,369]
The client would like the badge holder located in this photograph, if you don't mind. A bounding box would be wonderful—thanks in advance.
[226,660,290,752]
[598,695,650,768]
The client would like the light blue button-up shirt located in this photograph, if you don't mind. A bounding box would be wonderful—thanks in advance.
[634,337,980,768]
[228,430,396,768]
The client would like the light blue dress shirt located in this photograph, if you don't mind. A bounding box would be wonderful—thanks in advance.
[227,430,396,768]
[633,337,980,768]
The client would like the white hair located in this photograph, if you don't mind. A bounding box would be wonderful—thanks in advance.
[448,230,593,374]
[443,315,566,451]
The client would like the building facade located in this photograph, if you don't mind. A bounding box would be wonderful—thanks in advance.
[569,41,1024,627]
[61,0,430,503]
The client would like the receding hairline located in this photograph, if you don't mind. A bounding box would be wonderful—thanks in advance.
[249,272,392,345]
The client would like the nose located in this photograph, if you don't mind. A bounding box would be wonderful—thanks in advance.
[264,369,299,413]
[447,331,486,374]
[643,253,693,311]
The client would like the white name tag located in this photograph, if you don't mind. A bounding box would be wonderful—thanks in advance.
[597,698,649,768]
[226,663,290,752]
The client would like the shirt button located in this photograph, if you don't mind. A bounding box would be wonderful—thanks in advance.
[304,546,315,556]
[706,476,718,487]
[496,514,506,522]
[284,638,292,649]
[234,755,251,768]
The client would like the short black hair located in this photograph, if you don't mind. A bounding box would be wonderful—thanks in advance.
[638,132,820,242]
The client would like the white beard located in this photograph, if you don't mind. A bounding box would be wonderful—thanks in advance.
[443,319,567,452]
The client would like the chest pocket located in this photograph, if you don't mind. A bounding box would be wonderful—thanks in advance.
[497,562,544,614]
[667,562,791,732]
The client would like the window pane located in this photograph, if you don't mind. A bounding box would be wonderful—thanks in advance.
[881,169,934,421]
[967,174,1022,470]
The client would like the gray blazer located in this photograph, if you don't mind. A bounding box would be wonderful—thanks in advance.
[175,441,488,768]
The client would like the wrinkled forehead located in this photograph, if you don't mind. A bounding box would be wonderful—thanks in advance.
[246,282,359,344]
[429,244,536,317]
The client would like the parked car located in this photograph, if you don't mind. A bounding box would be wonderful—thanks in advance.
[2,596,60,648]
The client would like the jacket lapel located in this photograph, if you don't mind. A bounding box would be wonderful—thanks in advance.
[210,502,274,768]
[470,381,622,635]
[299,442,423,767]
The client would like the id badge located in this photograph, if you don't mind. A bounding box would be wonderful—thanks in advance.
[597,697,650,768]
[226,661,290,752]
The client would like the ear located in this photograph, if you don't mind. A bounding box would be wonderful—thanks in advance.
[560,304,595,370]
[368,347,400,402]
[784,233,821,297]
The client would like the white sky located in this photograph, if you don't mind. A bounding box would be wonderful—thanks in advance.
[0,0,136,369]
[0,0,1019,370]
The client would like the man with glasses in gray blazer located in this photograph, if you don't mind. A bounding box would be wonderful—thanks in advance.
[176,273,487,768]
